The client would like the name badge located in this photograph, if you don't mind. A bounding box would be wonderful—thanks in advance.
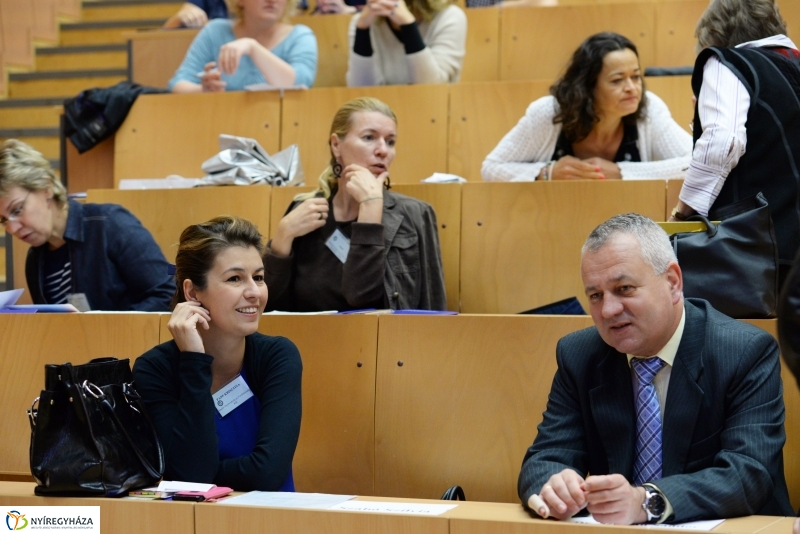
[212,375,254,417]
[325,229,350,263]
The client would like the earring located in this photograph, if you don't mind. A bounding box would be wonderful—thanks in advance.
[332,162,342,178]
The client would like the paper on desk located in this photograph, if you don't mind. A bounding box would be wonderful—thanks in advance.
[157,481,215,492]
[328,501,458,515]
[568,516,725,530]
[222,492,355,508]
[0,288,24,308]
[421,172,466,183]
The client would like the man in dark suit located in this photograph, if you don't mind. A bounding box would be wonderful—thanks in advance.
[519,213,793,524]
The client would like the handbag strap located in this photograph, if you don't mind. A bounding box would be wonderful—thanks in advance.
[84,381,165,480]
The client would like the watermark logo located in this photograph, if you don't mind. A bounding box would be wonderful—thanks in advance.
[4,507,98,533]
[6,511,27,531]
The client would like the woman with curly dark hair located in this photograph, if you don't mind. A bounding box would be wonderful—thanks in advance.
[482,32,691,182]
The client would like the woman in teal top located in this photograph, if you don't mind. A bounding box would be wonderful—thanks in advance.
[170,0,318,91]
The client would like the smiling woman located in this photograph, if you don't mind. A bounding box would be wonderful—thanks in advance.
[0,139,174,311]
[133,216,303,491]
[482,32,692,182]
[264,96,446,311]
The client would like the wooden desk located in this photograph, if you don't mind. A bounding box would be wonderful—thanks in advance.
[196,496,453,534]
[459,181,667,314]
[499,4,655,81]
[0,481,789,534]
[126,28,199,89]
[290,14,350,88]
[280,84,449,185]
[448,80,551,182]
[461,7,500,83]
[0,314,161,477]
[0,482,195,534]
[86,186,273,262]
[374,314,594,503]
[114,92,281,184]
[447,502,788,534]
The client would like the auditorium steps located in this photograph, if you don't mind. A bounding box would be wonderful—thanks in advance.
[35,44,129,72]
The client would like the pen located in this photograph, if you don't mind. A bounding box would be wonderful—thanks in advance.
[528,494,550,519]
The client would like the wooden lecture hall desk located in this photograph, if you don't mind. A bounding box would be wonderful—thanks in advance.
[0,482,792,534]
[2,314,797,514]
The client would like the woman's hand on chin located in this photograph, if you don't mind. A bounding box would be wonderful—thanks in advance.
[551,156,607,181]
[357,0,413,28]
[169,301,211,354]
[343,164,386,203]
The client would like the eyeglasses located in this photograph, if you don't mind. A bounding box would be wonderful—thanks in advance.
[0,191,31,226]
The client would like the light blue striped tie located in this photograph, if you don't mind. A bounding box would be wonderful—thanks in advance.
[632,356,666,486]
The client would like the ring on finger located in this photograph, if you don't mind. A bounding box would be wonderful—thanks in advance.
[319,212,325,220]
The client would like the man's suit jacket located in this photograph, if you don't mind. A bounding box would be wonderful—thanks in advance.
[518,298,793,522]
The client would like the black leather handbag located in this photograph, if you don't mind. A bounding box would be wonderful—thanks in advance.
[670,192,779,319]
[28,357,165,496]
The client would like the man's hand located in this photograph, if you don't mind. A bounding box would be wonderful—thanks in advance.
[534,469,587,520]
[583,474,647,525]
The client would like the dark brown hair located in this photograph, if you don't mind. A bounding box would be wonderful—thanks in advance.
[550,32,647,143]
[172,216,264,308]
[696,0,786,49]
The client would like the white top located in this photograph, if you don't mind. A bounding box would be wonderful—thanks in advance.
[346,4,467,87]
[680,34,798,216]
[481,91,692,182]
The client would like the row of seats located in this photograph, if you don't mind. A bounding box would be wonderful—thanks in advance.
[64,77,694,192]
[13,179,682,312]
[1,313,796,509]
[129,0,718,89]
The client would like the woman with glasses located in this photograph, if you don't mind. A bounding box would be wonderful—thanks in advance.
[0,139,174,311]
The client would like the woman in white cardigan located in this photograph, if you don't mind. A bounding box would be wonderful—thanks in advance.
[346,0,466,86]
[482,33,691,182]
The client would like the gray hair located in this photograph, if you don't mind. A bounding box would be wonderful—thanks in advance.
[696,0,786,50]
[0,139,67,206]
[582,213,676,275]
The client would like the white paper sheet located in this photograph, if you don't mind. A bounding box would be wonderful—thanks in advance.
[157,481,215,492]
[222,492,355,509]
[568,516,725,530]
[0,288,23,308]
[327,501,458,516]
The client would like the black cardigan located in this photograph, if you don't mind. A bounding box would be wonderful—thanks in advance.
[132,333,302,491]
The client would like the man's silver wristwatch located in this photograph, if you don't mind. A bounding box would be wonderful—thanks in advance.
[642,487,666,523]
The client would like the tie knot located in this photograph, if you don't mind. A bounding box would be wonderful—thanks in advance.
[632,357,665,385]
